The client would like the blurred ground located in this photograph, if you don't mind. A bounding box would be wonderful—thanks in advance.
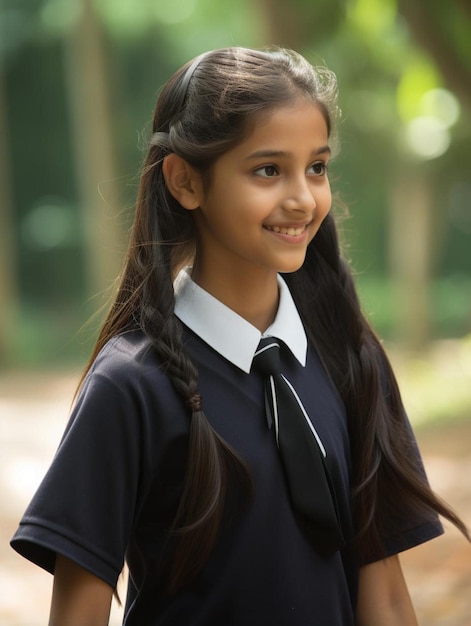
[399,420,471,625]
[1,366,470,625]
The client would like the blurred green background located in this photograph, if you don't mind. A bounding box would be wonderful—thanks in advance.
[1,3,470,623]
[1,0,470,381]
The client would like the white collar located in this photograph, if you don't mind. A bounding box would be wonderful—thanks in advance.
[174,268,307,374]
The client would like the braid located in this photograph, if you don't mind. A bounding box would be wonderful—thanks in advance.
[79,152,252,594]
[133,230,252,593]
[149,321,251,593]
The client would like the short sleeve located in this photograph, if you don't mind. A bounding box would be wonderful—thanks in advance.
[10,365,145,588]
[361,415,444,565]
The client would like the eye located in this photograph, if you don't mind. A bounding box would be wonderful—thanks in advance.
[309,161,328,176]
[253,164,279,178]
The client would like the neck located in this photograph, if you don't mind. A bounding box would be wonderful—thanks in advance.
[190,264,280,332]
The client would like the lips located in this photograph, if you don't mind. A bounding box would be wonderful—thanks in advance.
[264,224,307,236]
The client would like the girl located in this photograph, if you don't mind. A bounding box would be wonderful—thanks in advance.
[11,47,468,625]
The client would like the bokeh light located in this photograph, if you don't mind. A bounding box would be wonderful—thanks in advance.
[21,200,77,250]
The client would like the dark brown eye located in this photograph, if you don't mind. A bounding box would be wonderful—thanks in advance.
[309,162,327,176]
[254,165,279,178]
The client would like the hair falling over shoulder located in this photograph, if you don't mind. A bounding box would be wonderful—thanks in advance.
[80,47,469,593]
[284,215,469,560]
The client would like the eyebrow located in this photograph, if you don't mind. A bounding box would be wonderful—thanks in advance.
[244,146,331,161]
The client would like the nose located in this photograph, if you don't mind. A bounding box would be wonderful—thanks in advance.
[281,175,317,214]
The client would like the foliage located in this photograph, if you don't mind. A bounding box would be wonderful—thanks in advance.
[1,0,470,366]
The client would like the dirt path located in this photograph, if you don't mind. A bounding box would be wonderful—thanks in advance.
[1,371,470,625]
[400,420,471,626]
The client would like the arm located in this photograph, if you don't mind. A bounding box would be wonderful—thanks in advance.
[49,554,114,626]
[355,555,418,626]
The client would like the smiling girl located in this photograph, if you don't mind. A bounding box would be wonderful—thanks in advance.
[11,47,468,625]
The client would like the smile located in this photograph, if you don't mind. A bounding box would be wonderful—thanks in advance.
[264,225,307,236]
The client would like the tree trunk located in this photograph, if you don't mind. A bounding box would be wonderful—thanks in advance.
[397,0,471,113]
[0,56,19,365]
[389,173,434,350]
[63,0,123,305]
[256,0,302,47]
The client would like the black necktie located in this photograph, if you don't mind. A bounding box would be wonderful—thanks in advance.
[252,337,344,553]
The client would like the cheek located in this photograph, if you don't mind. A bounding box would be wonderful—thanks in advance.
[309,189,331,243]
[320,187,332,217]
[313,186,332,220]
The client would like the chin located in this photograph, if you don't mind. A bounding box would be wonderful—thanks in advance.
[278,260,306,274]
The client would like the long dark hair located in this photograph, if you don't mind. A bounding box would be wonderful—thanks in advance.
[81,47,468,592]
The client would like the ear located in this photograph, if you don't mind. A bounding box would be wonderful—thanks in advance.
[162,153,203,210]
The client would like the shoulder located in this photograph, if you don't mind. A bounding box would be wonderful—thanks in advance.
[86,330,173,396]
[72,330,185,435]
[91,329,158,379]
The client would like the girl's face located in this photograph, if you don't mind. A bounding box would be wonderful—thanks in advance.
[191,99,332,287]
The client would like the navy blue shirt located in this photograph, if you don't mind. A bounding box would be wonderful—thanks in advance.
[11,274,443,624]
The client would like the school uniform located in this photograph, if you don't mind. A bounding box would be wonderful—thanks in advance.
[11,269,442,625]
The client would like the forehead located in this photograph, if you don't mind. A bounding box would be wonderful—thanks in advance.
[231,100,330,156]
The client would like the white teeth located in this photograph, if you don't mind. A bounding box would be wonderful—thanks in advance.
[266,225,305,236]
